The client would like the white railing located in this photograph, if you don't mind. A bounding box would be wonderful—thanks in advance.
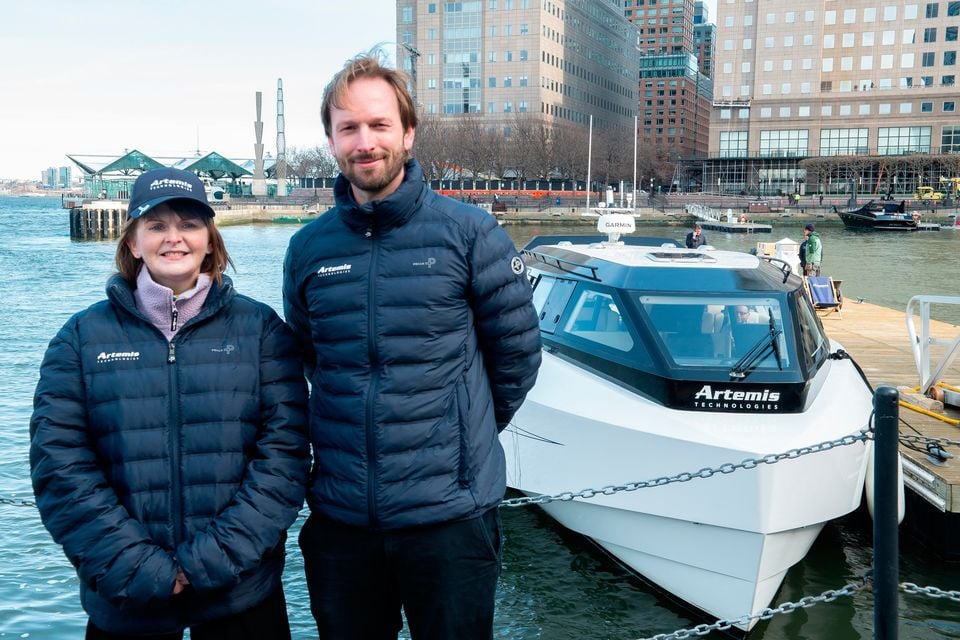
[905,295,960,394]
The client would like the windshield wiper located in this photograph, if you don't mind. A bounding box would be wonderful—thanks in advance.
[729,317,783,379]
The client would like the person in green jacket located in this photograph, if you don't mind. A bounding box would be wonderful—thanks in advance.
[803,223,822,276]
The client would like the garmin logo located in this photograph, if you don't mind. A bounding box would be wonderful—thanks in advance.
[603,221,633,228]
[149,178,194,192]
[317,263,352,277]
[692,384,780,410]
[97,351,141,363]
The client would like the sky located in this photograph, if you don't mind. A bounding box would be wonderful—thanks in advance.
[0,0,720,181]
[0,1,397,180]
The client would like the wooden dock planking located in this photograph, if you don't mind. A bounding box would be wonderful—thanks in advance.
[819,300,960,513]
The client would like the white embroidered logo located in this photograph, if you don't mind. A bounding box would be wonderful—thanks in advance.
[211,344,236,354]
[97,351,141,363]
[317,263,352,277]
[510,256,525,275]
[413,257,436,268]
[149,178,194,193]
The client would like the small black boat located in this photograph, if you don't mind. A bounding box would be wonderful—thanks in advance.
[834,199,919,231]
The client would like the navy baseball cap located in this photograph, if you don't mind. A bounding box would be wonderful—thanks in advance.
[127,168,215,219]
[804,223,815,231]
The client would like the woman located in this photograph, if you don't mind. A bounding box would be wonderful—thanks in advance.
[30,168,310,640]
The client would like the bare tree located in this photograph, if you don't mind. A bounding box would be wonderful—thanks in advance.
[412,113,452,183]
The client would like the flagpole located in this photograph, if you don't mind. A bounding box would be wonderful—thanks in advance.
[586,114,593,211]
[632,115,638,211]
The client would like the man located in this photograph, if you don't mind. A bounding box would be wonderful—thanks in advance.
[685,222,707,248]
[282,53,542,639]
[803,222,822,276]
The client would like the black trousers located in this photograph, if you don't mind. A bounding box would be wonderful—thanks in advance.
[299,508,502,640]
[84,585,291,640]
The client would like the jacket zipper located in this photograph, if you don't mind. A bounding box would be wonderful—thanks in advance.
[170,297,179,332]
[365,226,380,528]
[167,341,184,543]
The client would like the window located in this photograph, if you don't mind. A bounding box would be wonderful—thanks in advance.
[859,104,871,115]
[428,2,437,12]
[488,77,496,87]
[946,51,958,65]
[563,289,634,352]
[950,1,960,16]
[820,128,869,155]
[923,52,936,66]
[759,129,808,157]
[942,125,960,151]
[719,131,748,156]
[927,3,940,18]
[878,126,932,154]
[949,26,959,41]
[883,5,898,20]
[900,103,913,114]
[944,101,956,111]
[921,101,934,112]
[401,6,413,22]
[925,28,937,43]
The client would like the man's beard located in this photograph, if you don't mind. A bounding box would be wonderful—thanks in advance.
[338,149,407,198]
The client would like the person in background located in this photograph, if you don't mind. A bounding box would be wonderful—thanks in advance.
[30,168,310,640]
[283,51,542,640]
[685,222,707,249]
[803,222,823,276]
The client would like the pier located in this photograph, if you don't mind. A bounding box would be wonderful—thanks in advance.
[823,299,960,560]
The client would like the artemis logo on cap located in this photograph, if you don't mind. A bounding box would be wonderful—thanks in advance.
[149,178,195,193]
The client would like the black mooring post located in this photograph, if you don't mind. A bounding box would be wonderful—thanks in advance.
[873,386,900,640]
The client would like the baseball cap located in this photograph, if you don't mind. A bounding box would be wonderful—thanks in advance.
[127,168,215,219]
[804,223,815,231]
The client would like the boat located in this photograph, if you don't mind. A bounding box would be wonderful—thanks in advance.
[834,199,919,230]
[501,214,874,632]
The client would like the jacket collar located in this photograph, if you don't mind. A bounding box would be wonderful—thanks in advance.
[334,159,428,233]
[107,272,234,331]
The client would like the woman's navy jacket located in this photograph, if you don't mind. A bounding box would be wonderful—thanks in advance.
[283,160,541,530]
[29,274,310,634]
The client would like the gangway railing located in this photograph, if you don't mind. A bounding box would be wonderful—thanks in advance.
[905,295,960,396]
[684,203,722,222]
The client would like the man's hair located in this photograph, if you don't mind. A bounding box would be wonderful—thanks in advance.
[321,49,418,138]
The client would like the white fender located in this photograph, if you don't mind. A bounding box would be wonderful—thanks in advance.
[865,449,906,524]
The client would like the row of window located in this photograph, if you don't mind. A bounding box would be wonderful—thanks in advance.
[718,126,960,157]
[719,101,957,122]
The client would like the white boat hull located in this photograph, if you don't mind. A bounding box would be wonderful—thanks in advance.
[502,344,872,630]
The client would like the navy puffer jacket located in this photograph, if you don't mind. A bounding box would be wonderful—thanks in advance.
[283,159,541,530]
[30,274,310,634]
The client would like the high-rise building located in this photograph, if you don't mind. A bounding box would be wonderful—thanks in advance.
[628,0,713,163]
[42,167,57,189]
[58,166,72,188]
[706,0,960,196]
[396,0,640,132]
[693,1,715,78]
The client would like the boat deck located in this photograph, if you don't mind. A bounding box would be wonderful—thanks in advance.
[821,300,960,531]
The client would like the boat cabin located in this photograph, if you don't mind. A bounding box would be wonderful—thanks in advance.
[525,237,832,413]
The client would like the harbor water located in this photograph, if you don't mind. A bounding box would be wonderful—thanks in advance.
[1,196,958,639]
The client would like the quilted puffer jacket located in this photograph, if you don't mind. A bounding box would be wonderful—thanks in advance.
[283,159,541,530]
[30,274,310,634]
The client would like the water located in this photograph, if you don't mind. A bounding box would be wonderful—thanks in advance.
[1,196,958,639]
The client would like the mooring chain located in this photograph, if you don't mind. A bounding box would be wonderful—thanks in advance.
[0,495,36,508]
[635,580,868,640]
[897,433,960,448]
[901,582,960,602]
[500,428,871,508]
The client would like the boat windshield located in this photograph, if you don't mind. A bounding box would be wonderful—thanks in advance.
[636,295,791,370]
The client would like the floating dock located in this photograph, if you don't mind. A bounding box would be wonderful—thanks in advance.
[823,300,960,560]
[698,220,773,234]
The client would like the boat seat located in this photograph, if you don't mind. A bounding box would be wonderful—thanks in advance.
[805,276,843,317]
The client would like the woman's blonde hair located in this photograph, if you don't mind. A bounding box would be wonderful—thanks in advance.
[114,202,233,286]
